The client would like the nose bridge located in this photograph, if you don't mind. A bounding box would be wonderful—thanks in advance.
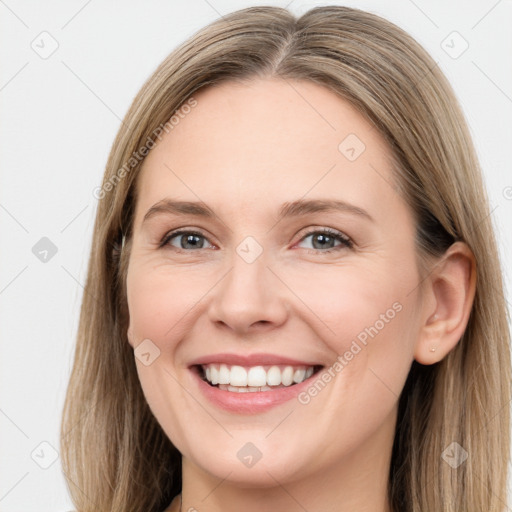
[208,236,287,333]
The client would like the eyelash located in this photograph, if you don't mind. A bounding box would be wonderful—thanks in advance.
[159,227,353,254]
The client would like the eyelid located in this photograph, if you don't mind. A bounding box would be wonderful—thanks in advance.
[295,225,351,242]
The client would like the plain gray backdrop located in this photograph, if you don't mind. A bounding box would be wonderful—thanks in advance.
[1,0,511,510]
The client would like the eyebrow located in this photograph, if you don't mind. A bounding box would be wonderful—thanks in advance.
[142,198,373,224]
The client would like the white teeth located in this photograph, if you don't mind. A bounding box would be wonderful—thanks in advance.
[228,385,248,392]
[267,366,281,386]
[201,363,317,390]
[281,366,294,386]
[210,365,219,385]
[293,368,306,383]
[230,365,247,386]
[220,384,272,393]
[218,364,230,384]
[247,366,267,387]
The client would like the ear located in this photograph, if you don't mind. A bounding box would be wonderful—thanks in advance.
[414,241,476,364]
[127,325,135,349]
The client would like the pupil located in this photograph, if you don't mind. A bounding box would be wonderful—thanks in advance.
[313,233,333,249]
[182,234,203,249]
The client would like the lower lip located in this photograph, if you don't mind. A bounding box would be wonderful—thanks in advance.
[191,368,320,414]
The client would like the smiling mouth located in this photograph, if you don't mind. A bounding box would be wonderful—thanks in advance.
[196,363,323,392]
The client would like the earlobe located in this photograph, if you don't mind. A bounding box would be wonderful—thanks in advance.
[414,242,476,365]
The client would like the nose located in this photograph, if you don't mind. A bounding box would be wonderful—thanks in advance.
[207,247,289,336]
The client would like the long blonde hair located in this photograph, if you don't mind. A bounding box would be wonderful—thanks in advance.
[60,6,511,511]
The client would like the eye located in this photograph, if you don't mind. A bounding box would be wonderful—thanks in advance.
[159,227,353,254]
[296,228,353,254]
[160,229,215,251]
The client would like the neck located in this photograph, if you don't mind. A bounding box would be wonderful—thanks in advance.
[176,409,396,512]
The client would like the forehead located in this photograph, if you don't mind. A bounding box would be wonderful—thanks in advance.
[134,78,402,225]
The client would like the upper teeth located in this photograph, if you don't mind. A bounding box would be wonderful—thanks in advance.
[203,364,315,387]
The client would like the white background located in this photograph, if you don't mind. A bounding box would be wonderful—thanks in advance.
[0,1,511,510]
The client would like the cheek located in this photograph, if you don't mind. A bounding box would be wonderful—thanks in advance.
[286,265,418,460]
[284,260,419,402]
[126,262,207,347]
[284,260,417,344]
[126,263,200,450]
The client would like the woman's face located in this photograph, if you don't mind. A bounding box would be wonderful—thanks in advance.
[126,78,426,486]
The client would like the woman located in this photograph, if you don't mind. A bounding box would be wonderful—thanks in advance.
[60,5,511,511]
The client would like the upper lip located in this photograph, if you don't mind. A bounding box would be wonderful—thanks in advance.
[188,352,323,368]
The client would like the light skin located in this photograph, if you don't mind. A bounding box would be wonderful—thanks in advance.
[125,78,476,512]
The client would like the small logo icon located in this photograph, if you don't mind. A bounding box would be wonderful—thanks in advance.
[31,441,59,469]
[441,31,469,59]
[237,442,262,468]
[236,236,263,264]
[338,133,366,161]
[441,441,468,468]
[32,237,58,263]
[31,31,59,59]
[134,339,161,366]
